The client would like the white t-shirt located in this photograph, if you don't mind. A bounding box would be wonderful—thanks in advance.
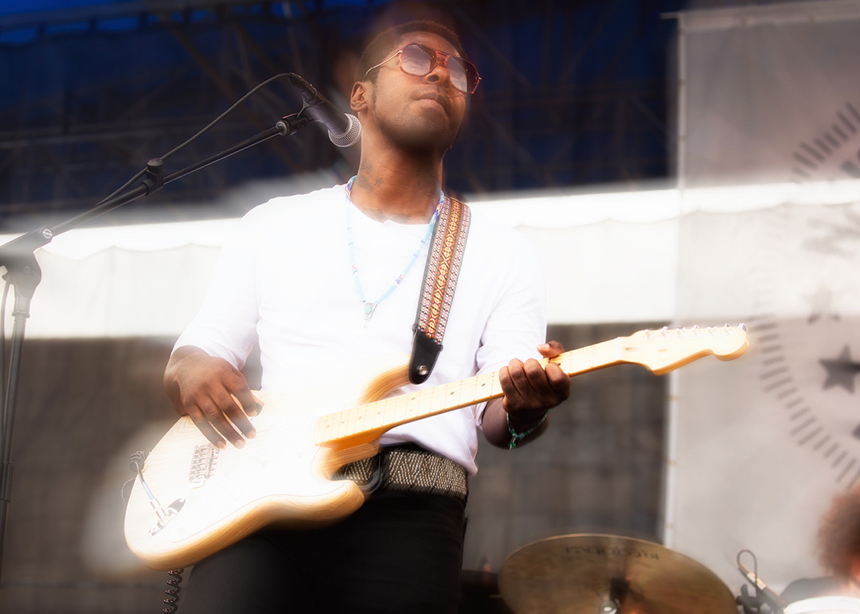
[175,184,547,474]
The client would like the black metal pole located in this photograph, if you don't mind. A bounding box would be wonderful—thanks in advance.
[0,253,40,581]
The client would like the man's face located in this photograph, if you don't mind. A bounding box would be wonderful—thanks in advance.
[361,31,470,153]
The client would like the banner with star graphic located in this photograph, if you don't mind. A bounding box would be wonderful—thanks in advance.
[667,0,860,596]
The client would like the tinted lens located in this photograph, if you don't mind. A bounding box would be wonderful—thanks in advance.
[445,57,472,94]
[400,44,434,77]
[400,44,477,94]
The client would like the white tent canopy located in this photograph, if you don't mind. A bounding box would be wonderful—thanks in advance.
[7,178,860,339]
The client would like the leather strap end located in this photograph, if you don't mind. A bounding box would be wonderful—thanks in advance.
[409,328,443,384]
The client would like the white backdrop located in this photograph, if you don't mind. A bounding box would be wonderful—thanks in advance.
[669,0,860,596]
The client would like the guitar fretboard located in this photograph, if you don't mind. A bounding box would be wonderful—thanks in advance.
[313,338,621,446]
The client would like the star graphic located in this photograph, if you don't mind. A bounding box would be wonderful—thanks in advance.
[805,285,840,324]
[820,345,860,393]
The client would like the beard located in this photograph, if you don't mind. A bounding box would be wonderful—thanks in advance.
[371,103,462,156]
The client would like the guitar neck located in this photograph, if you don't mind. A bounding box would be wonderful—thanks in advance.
[313,338,620,447]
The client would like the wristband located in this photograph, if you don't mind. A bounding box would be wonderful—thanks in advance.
[506,411,548,450]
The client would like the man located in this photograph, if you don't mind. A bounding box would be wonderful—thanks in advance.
[164,20,569,613]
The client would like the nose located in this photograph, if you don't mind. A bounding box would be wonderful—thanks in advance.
[426,62,454,90]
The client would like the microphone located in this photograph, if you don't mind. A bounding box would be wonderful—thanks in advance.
[288,74,361,147]
[738,561,788,613]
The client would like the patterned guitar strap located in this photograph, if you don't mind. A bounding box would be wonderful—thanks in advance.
[408,195,471,384]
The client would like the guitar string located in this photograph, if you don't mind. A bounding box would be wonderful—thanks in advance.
[323,341,623,440]
[318,328,748,441]
[322,369,500,441]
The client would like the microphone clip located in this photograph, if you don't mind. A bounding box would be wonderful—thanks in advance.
[276,113,312,137]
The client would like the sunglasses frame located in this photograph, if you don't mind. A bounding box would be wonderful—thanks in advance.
[364,42,481,95]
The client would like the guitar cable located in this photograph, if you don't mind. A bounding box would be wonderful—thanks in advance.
[127,451,186,613]
[161,568,184,614]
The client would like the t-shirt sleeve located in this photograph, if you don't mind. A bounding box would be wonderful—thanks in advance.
[173,210,262,369]
[474,231,548,425]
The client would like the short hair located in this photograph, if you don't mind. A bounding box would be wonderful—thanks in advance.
[356,20,467,83]
[816,486,860,576]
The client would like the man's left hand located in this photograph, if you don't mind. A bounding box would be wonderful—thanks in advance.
[500,340,570,429]
[483,341,570,449]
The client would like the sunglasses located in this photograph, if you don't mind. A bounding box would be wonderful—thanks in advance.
[365,43,481,95]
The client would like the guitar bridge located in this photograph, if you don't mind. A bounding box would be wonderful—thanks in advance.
[189,444,220,488]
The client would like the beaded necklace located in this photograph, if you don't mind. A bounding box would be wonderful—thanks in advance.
[344,176,443,327]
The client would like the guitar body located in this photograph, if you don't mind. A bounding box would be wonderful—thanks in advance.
[124,357,411,570]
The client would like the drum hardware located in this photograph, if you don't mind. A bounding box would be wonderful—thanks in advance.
[737,549,787,614]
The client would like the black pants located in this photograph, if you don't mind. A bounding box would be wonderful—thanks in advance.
[177,489,467,613]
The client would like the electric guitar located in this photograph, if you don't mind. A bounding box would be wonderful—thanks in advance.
[124,325,748,570]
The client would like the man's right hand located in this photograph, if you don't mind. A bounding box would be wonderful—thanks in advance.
[163,346,258,449]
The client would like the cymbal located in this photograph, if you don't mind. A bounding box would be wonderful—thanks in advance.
[499,534,737,614]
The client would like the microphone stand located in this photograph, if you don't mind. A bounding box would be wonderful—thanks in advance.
[0,113,311,581]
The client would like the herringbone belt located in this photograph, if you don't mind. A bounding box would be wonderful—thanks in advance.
[333,445,468,500]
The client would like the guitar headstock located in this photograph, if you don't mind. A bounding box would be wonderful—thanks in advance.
[623,324,749,374]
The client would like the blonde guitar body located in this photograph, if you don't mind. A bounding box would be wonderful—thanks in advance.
[124,356,412,571]
[125,325,749,570]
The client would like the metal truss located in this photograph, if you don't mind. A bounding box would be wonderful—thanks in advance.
[0,0,678,229]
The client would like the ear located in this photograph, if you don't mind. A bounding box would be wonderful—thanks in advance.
[350,81,369,114]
